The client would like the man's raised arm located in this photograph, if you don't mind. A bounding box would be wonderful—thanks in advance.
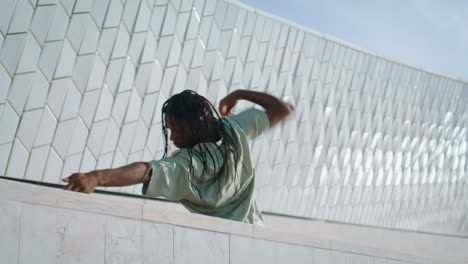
[219,89,293,127]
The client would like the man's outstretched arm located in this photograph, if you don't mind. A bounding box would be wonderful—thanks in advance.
[219,89,293,127]
[62,162,152,193]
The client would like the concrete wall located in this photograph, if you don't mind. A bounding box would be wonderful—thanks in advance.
[2,178,467,264]
[0,0,467,234]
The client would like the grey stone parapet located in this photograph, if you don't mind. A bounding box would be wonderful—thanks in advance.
[1,177,467,263]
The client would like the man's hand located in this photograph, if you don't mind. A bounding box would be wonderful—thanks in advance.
[219,91,239,116]
[62,171,99,194]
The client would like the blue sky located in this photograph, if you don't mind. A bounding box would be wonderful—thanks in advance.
[238,0,468,81]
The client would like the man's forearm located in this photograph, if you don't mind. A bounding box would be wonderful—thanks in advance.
[232,90,292,127]
[63,161,152,193]
[95,162,152,187]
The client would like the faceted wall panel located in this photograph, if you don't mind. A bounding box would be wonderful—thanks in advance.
[0,0,467,235]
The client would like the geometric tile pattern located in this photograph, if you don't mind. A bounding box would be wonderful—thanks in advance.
[0,0,467,235]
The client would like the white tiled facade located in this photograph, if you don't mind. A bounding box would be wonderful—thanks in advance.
[0,0,467,235]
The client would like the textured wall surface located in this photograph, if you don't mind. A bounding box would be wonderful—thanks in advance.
[0,0,467,234]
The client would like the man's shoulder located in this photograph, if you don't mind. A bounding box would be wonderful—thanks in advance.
[161,149,192,166]
[226,108,266,126]
[226,108,270,139]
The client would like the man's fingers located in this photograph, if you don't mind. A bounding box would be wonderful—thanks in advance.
[62,173,90,193]
[64,182,74,190]
[219,104,227,115]
[70,180,83,192]
[63,177,78,190]
[64,182,86,193]
[220,104,233,116]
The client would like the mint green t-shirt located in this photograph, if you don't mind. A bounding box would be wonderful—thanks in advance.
[142,108,270,225]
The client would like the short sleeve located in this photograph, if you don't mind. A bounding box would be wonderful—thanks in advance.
[229,108,270,139]
[142,156,191,201]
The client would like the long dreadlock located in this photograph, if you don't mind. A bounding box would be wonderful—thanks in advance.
[161,90,241,204]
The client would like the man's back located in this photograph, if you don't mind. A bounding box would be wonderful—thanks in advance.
[143,108,270,224]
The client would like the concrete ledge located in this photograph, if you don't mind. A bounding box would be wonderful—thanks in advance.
[1,178,467,263]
